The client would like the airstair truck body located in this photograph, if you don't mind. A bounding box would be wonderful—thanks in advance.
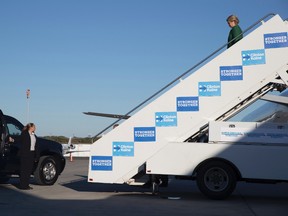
[88,14,288,199]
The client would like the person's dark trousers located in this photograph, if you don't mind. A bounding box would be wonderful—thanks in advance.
[19,151,35,189]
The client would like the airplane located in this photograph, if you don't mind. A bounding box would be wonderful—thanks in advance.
[62,137,76,155]
[62,137,90,157]
[83,112,130,119]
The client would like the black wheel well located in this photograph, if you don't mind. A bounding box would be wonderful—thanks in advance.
[193,158,242,180]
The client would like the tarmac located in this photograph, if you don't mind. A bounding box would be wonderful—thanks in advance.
[1,158,288,216]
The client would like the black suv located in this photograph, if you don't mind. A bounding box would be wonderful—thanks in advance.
[0,110,66,185]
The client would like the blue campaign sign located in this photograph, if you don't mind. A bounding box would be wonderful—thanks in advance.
[91,156,112,171]
[113,141,134,157]
[155,112,177,127]
[264,32,288,49]
[220,66,243,81]
[242,49,266,66]
[198,81,221,96]
[177,96,199,111]
[134,127,156,142]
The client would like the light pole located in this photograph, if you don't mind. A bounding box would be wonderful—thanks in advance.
[26,89,30,123]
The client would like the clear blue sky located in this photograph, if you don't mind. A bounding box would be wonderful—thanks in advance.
[1,0,287,137]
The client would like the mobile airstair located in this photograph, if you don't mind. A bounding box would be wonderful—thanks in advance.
[88,13,288,190]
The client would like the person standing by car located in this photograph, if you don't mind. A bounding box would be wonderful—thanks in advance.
[227,15,243,48]
[19,123,37,190]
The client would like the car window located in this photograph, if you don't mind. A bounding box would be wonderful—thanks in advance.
[4,115,24,136]
[7,123,22,136]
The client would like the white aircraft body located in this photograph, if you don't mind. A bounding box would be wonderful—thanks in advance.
[62,137,76,155]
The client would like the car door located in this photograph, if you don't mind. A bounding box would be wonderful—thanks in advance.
[0,110,8,157]
[0,111,24,173]
[3,115,24,172]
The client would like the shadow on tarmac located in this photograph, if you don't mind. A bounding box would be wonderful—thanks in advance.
[1,159,288,216]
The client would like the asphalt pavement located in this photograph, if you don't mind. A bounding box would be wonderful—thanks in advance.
[1,158,288,216]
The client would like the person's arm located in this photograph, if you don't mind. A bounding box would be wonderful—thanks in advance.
[5,135,14,143]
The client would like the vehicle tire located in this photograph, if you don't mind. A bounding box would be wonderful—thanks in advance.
[152,175,169,187]
[0,174,11,184]
[196,161,237,200]
[34,156,59,185]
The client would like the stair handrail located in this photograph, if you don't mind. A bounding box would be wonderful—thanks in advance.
[94,13,276,139]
